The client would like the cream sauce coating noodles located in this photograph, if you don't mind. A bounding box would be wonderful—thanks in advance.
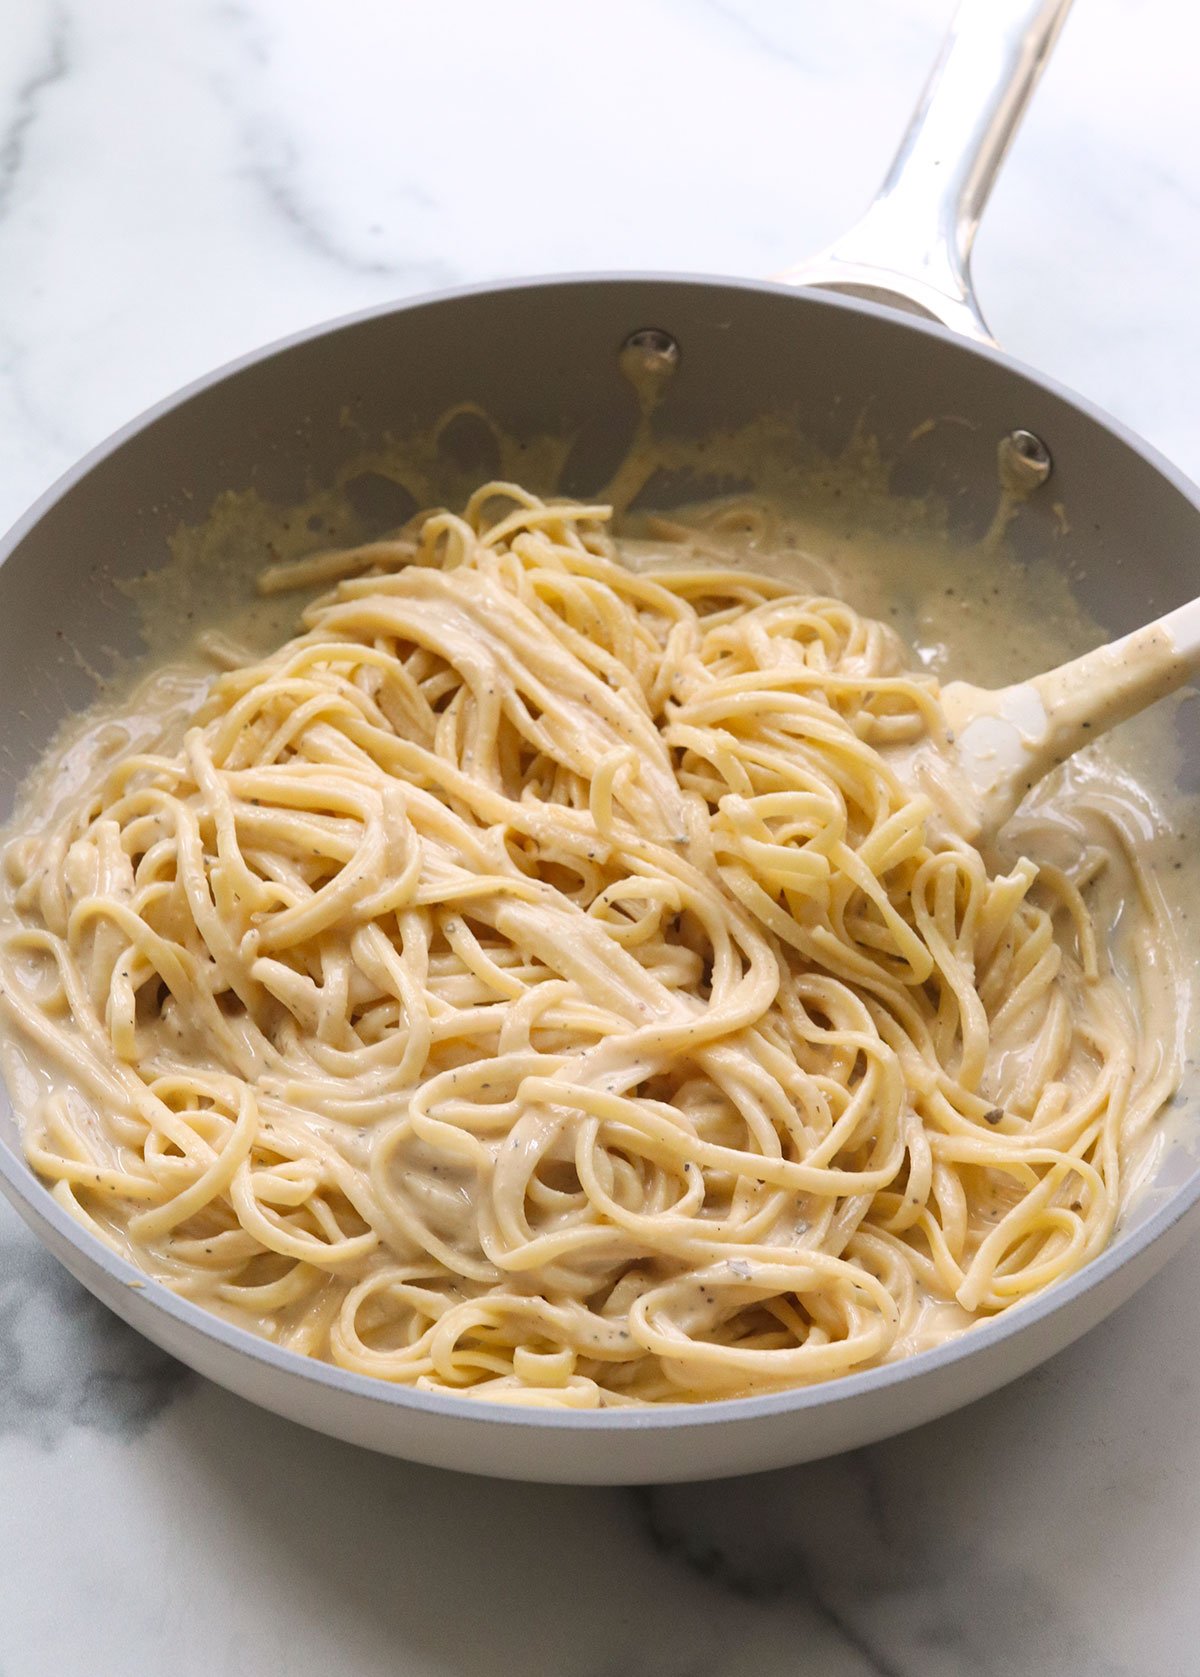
[0,484,1183,1406]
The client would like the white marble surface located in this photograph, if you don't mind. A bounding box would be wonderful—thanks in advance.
[2,1,1200,1672]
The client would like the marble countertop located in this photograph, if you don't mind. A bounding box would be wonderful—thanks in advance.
[3,1,1200,1672]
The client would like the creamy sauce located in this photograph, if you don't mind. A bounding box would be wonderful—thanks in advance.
[618,498,1198,1252]
[1,417,1197,1394]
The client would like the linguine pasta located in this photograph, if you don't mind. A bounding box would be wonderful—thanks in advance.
[0,484,1181,1406]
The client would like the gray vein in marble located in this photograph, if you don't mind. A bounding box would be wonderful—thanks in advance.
[0,1216,193,1446]
[209,7,453,290]
[633,1476,907,1677]
[235,133,450,287]
[640,1427,1141,1677]
[0,7,100,481]
[0,5,67,222]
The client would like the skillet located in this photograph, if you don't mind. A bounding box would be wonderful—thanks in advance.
[3,0,1198,1483]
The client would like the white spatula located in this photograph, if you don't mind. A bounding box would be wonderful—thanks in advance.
[919,599,1198,836]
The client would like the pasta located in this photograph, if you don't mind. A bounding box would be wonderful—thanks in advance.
[0,483,1181,1407]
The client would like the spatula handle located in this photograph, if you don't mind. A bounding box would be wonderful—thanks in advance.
[1031,598,1200,748]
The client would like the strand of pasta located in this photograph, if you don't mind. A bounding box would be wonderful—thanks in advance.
[0,483,1179,1405]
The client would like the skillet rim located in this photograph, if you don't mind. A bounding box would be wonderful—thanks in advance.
[2,268,1198,1437]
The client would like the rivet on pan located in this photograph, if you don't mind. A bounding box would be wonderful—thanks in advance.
[998,428,1053,491]
[619,328,681,385]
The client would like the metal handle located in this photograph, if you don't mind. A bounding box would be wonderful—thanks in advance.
[777,0,1074,344]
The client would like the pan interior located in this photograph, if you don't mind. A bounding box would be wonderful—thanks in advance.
[2,276,1199,1323]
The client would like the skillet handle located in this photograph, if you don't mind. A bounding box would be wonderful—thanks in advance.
[776,0,1073,344]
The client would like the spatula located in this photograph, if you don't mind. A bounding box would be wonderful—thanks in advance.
[915,598,1199,836]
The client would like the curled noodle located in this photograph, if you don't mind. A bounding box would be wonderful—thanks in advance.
[0,484,1179,1405]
